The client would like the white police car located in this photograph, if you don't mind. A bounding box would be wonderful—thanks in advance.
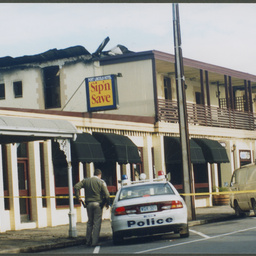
[111,171,189,244]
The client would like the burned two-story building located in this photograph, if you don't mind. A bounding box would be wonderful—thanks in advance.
[0,41,256,232]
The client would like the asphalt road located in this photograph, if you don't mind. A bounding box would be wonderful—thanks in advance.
[38,216,256,254]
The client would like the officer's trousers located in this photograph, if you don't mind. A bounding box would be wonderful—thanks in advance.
[86,202,102,246]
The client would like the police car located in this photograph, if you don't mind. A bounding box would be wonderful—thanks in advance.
[111,171,189,244]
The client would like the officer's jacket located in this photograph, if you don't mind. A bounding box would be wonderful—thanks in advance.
[74,176,110,204]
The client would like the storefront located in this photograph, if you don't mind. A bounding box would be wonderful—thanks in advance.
[0,115,78,233]
[164,136,229,207]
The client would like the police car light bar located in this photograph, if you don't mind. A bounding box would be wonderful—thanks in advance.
[121,174,130,186]
[119,171,168,186]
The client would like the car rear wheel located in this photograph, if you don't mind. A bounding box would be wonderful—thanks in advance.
[113,232,124,245]
[179,224,189,238]
[234,201,246,217]
[252,200,256,216]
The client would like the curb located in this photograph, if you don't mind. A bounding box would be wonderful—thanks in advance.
[0,234,113,254]
[189,215,237,227]
[0,238,85,254]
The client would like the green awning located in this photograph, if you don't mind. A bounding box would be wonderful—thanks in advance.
[52,133,105,166]
[93,132,141,164]
[71,133,105,163]
[192,138,229,164]
[164,137,206,164]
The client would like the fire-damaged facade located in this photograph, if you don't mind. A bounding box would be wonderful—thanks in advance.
[0,38,256,232]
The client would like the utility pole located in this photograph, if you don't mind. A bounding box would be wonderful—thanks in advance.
[172,3,195,220]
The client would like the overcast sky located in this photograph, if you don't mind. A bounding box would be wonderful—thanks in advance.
[0,3,256,75]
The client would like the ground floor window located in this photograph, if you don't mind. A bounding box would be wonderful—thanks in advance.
[166,163,209,194]
[166,163,183,193]
[239,150,252,167]
[193,163,209,193]
[54,162,79,208]
[94,161,117,194]
[17,143,31,222]
[40,142,47,207]
[130,147,143,181]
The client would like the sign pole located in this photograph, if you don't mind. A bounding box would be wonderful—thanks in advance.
[57,139,77,237]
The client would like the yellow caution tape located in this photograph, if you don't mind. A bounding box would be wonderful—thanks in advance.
[0,190,256,199]
[180,190,256,196]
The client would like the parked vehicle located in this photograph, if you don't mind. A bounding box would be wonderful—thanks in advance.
[230,163,256,217]
[110,171,189,245]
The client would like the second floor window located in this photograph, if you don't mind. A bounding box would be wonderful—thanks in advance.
[13,81,23,98]
[164,77,172,100]
[0,83,5,99]
[43,66,61,109]
[195,92,203,104]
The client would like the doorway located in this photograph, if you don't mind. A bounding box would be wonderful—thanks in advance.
[18,160,30,222]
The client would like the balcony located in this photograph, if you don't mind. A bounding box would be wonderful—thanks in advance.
[157,99,255,130]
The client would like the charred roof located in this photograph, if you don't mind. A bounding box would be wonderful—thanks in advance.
[0,45,91,68]
[0,40,134,70]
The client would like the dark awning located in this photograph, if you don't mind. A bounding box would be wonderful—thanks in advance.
[52,133,105,165]
[164,137,206,164]
[93,132,141,164]
[192,138,229,164]
[71,133,105,163]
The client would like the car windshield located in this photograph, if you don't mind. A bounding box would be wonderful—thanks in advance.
[118,183,174,201]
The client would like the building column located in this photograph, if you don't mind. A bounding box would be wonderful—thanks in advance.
[8,144,20,230]
[28,141,45,228]
[208,163,213,207]
[116,163,121,190]
[86,162,94,177]
[152,134,166,176]
[44,140,57,227]
[121,164,131,180]
[78,162,88,223]
[211,163,219,190]
[143,136,154,180]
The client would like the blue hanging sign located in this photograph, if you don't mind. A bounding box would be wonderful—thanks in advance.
[85,74,119,112]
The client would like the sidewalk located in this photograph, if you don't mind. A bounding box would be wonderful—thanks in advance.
[0,205,237,254]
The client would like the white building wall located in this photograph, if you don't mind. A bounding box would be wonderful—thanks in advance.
[101,60,155,117]
[156,74,165,99]
[61,62,97,112]
[1,69,42,109]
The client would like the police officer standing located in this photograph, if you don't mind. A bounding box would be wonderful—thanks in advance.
[74,169,110,246]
